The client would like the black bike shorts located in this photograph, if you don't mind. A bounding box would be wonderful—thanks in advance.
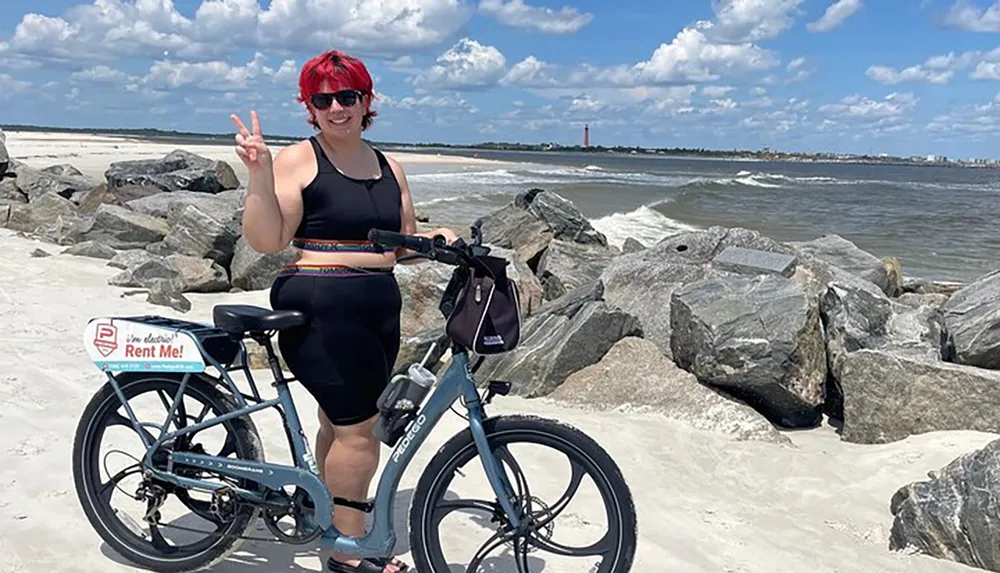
[269,265,402,426]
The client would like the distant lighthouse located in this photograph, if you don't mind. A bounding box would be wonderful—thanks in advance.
[583,124,589,148]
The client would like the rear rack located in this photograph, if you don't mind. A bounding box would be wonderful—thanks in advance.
[110,314,280,407]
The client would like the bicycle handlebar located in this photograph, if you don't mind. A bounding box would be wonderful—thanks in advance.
[367,228,468,266]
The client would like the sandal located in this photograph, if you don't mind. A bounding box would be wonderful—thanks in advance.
[327,556,410,573]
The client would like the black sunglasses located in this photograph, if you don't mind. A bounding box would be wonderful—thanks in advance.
[310,89,364,110]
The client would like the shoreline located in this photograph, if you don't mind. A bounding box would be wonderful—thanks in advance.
[3,130,515,183]
[3,124,991,169]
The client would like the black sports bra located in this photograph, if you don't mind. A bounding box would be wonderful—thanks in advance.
[291,136,402,253]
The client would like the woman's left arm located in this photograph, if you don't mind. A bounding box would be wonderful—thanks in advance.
[386,153,458,264]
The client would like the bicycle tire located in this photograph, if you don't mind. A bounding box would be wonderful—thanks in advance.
[408,414,638,573]
[72,372,264,573]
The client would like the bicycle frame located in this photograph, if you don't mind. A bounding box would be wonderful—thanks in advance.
[98,322,521,559]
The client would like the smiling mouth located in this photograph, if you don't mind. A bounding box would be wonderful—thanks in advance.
[329,117,350,125]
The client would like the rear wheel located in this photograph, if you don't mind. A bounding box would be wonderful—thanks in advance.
[409,414,638,573]
[72,372,264,573]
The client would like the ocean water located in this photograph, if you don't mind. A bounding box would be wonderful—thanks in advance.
[397,149,1000,284]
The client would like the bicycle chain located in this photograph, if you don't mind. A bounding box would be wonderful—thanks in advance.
[151,518,288,543]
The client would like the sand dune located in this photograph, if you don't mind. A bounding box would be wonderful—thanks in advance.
[3,130,511,184]
[0,226,994,573]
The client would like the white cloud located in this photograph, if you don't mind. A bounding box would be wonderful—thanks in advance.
[488,0,791,92]
[786,56,813,82]
[867,48,1000,85]
[632,22,779,83]
[819,92,918,118]
[942,0,1000,32]
[143,52,290,91]
[866,65,953,85]
[807,0,863,32]
[478,0,593,34]
[69,65,132,83]
[414,38,507,89]
[971,61,1000,80]
[64,52,298,94]
[500,56,562,87]
[706,0,805,43]
[0,73,31,99]
[702,85,736,97]
[566,94,605,114]
[387,94,469,109]
[2,0,472,64]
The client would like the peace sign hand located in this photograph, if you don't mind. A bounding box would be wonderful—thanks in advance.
[231,110,272,172]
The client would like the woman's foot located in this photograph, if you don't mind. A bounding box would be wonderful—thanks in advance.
[326,556,409,573]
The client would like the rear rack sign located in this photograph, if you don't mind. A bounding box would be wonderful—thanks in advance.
[83,318,206,373]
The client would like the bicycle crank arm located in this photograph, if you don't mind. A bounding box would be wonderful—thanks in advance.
[165,452,335,530]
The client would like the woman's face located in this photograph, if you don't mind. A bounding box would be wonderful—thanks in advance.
[310,79,368,141]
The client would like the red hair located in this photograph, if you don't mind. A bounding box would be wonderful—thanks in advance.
[296,50,378,130]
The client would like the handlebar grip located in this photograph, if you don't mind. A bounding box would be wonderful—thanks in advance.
[368,229,435,254]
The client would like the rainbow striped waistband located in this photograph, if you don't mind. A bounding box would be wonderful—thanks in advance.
[278,263,394,277]
[291,238,383,252]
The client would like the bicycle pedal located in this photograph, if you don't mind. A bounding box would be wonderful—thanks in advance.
[333,496,374,513]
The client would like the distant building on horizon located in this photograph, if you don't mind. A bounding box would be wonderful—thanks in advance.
[583,124,589,147]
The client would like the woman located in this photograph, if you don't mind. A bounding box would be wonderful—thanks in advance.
[231,49,456,573]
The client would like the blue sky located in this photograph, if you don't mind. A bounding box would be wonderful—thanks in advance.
[3,0,1000,158]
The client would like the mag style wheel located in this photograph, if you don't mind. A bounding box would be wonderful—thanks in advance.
[409,415,638,573]
[72,372,264,573]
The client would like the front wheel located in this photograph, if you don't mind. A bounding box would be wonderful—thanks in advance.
[409,414,637,573]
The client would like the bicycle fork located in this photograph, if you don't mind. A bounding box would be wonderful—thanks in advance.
[462,386,523,529]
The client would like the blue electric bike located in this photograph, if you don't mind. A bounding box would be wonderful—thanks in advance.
[71,226,637,573]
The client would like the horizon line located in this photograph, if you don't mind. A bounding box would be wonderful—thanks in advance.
[0,122,966,161]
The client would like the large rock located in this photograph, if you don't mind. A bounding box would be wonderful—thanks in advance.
[105,149,240,194]
[395,262,456,337]
[73,183,122,214]
[670,273,828,428]
[600,226,795,360]
[551,337,790,444]
[789,234,901,296]
[73,203,170,249]
[820,271,949,418]
[535,239,615,300]
[478,188,608,271]
[889,437,1000,571]
[520,188,607,246]
[228,236,297,291]
[837,349,1000,444]
[147,203,241,268]
[0,178,26,205]
[479,202,553,268]
[4,192,83,244]
[126,189,245,222]
[62,240,117,260]
[11,161,94,202]
[475,281,641,398]
[108,253,229,293]
[941,269,1000,370]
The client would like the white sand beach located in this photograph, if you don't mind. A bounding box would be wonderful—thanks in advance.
[3,130,512,184]
[0,225,994,573]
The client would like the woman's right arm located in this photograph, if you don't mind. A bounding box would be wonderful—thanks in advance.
[242,143,306,254]
[232,111,305,255]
